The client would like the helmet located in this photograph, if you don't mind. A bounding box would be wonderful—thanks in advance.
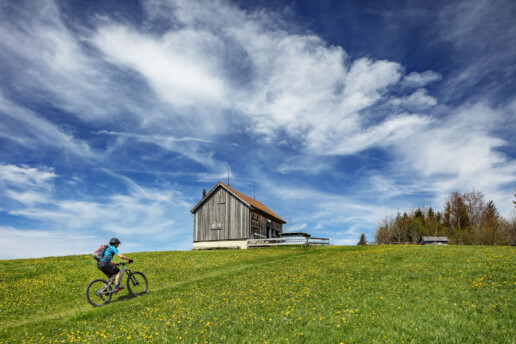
[109,238,121,246]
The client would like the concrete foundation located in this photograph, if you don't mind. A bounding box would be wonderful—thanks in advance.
[193,240,248,250]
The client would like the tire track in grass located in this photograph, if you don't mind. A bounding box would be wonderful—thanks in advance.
[0,247,331,333]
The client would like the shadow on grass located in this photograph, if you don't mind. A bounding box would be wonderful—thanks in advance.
[112,291,150,304]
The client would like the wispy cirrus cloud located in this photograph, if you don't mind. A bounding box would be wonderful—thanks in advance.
[370,101,516,215]
[0,0,515,259]
[0,94,95,159]
[0,164,193,258]
[437,0,516,102]
[0,164,56,190]
[401,71,442,88]
[0,1,107,117]
[390,88,438,110]
[0,226,98,259]
[97,130,217,169]
[0,164,57,209]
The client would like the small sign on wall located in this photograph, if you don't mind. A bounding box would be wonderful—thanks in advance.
[210,222,222,230]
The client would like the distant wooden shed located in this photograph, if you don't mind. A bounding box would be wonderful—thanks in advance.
[419,236,449,245]
[190,182,286,249]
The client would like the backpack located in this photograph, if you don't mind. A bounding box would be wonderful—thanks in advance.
[93,244,108,261]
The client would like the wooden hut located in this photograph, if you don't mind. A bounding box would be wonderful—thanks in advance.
[419,236,449,245]
[190,182,286,249]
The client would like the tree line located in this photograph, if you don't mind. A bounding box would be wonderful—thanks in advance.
[375,190,516,245]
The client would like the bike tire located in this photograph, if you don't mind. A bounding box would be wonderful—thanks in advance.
[86,279,113,307]
[127,271,148,296]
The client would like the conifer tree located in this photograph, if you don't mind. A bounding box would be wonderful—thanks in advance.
[427,207,439,236]
[483,201,501,245]
[358,233,367,245]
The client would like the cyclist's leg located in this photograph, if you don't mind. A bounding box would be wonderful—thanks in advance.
[115,270,122,286]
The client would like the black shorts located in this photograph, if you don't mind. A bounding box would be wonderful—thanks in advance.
[97,261,120,277]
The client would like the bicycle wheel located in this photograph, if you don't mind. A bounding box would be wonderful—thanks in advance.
[86,279,113,307]
[127,271,148,296]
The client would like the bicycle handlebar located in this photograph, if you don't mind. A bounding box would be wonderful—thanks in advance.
[114,261,133,266]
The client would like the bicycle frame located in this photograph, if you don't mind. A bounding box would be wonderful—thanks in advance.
[116,263,130,282]
[104,262,132,294]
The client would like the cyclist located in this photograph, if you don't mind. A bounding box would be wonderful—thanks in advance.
[97,238,133,292]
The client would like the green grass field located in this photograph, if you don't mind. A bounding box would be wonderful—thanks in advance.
[0,245,514,343]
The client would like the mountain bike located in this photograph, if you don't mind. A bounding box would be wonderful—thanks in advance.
[85,261,148,307]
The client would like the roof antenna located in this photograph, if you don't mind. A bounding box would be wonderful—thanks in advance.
[227,165,230,186]
[253,182,256,199]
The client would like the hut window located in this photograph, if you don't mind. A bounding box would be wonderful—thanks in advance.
[251,212,259,230]
[218,192,225,204]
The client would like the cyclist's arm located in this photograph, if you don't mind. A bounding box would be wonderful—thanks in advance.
[117,253,131,260]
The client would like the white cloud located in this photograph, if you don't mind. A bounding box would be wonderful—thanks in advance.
[391,88,438,109]
[436,0,516,101]
[13,184,190,234]
[0,165,193,257]
[90,0,410,157]
[382,102,516,216]
[0,1,114,120]
[319,114,431,155]
[332,238,360,246]
[0,226,98,259]
[235,37,404,152]
[344,58,403,100]
[0,164,57,214]
[92,25,228,107]
[277,155,335,175]
[0,164,56,190]
[284,223,307,232]
[397,103,511,177]
[0,95,95,158]
[0,0,442,163]
[267,182,397,225]
[4,190,50,207]
[365,175,410,199]
[97,131,218,169]
[402,71,442,88]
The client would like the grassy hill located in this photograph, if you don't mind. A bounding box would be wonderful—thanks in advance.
[0,245,514,343]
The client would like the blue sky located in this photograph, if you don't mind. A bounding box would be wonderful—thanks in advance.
[1,0,515,259]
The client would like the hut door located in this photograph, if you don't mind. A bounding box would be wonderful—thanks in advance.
[251,212,259,238]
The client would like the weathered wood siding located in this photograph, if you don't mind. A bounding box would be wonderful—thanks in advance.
[193,187,250,242]
[250,210,283,239]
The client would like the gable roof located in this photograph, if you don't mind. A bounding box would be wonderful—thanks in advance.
[190,182,286,224]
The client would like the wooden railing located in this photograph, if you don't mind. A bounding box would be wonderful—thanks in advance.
[247,237,330,247]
